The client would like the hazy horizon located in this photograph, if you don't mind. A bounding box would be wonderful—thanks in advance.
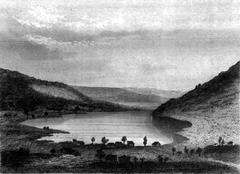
[0,0,240,91]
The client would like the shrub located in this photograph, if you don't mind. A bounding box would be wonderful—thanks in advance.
[143,136,147,146]
[1,148,30,167]
[121,136,127,144]
[50,148,56,154]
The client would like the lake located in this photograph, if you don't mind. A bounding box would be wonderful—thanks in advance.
[21,111,175,146]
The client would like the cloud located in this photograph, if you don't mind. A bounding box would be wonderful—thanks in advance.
[2,0,240,34]
[0,0,240,90]
[25,35,95,51]
[2,40,63,60]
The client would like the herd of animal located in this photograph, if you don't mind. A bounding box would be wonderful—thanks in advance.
[46,129,236,166]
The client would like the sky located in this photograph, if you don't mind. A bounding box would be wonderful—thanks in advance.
[0,0,240,91]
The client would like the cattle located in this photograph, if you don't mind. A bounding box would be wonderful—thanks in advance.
[115,141,124,147]
[77,141,85,146]
[96,149,105,161]
[158,155,163,163]
[107,143,115,148]
[190,149,195,155]
[176,151,182,156]
[133,157,138,164]
[60,147,81,156]
[118,155,131,164]
[163,157,169,163]
[152,141,161,147]
[196,147,203,157]
[43,126,49,130]
[140,158,145,164]
[105,154,118,164]
[127,141,135,147]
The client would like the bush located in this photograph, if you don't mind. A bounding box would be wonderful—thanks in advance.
[1,148,30,167]
[204,144,240,154]
[60,147,81,156]
[50,148,56,154]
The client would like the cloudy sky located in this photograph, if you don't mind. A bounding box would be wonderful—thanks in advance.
[0,0,240,91]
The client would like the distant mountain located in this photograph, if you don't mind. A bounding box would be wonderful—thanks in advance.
[125,87,183,99]
[73,86,183,110]
[0,68,130,117]
[152,61,240,146]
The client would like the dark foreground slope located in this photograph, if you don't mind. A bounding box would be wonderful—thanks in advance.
[153,61,240,147]
[0,68,131,119]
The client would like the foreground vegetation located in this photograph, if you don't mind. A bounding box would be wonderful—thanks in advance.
[1,111,239,173]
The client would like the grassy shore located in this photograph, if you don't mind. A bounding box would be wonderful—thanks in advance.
[0,111,239,173]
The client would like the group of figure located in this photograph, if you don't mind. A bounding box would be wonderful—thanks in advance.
[43,126,50,130]
[172,146,203,157]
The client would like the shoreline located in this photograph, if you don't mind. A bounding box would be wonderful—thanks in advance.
[1,110,239,173]
[152,116,192,146]
[20,111,191,147]
[154,107,240,148]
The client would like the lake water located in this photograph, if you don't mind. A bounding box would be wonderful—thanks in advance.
[21,111,174,146]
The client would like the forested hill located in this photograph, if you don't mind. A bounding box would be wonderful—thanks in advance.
[0,68,131,116]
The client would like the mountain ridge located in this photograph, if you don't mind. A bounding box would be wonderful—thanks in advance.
[153,61,239,116]
[73,86,183,110]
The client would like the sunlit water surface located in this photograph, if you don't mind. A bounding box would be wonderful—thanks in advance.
[21,112,173,146]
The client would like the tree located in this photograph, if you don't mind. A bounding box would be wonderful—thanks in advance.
[121,136,127,145]
[96,149,105,161]
[158,155,163,163]
[140,158,145,164]
[172,147,176,155]
[190,149,195,156]
[44,111,48,117]
[91,137,95,144]
[218,136,222,145]
[133,157,138,164]
[196,147,202,157]
[221,139,225,146]
[143,136,147,146]
[101,137,109,145]
[184,146,189,155]
[18,95,39,116]
[195,83,201,89]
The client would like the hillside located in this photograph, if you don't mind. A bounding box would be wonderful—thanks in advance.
[73,86,183,110]
[153,61,240,147]
[0,68,130,118]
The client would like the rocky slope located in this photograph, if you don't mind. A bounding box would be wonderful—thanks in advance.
[0,68,130,117]
[153,61,240,147]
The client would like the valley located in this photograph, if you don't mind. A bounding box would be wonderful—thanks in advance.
[0,62,239,173]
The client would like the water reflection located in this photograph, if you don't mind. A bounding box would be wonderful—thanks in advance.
[21,112,183,146]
